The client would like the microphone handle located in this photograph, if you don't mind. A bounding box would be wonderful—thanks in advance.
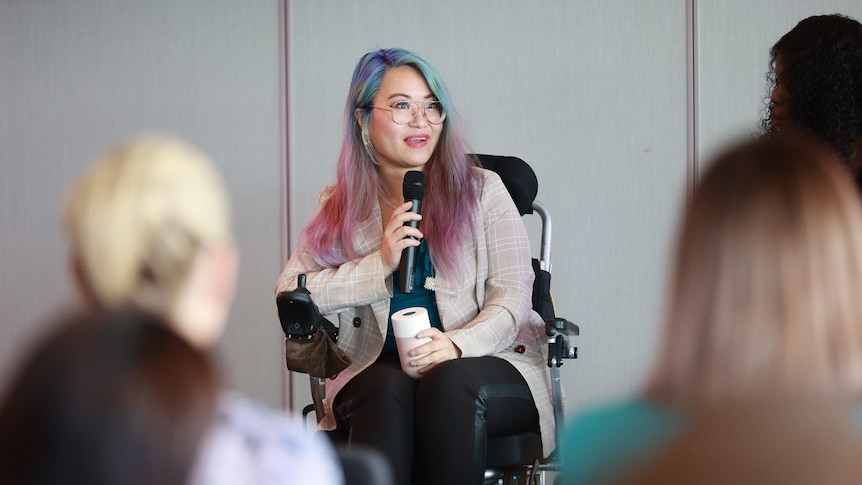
[398,198,422,293]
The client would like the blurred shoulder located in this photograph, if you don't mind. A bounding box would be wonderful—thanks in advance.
[558,397,684,485]
[567,396,680,436]
[189,392,343,485]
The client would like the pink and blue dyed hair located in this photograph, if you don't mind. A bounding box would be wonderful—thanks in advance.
[299,48,481,283]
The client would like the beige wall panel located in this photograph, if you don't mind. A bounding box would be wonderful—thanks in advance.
[0,0,285,407]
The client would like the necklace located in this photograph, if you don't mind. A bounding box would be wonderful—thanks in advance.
[379,195,400,210]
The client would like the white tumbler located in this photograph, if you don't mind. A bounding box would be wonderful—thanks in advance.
[391,307,432,379]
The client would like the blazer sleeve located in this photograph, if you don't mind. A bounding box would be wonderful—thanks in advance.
[274,188,392,315]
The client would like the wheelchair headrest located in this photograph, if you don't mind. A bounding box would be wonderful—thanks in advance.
[473,154,538,216]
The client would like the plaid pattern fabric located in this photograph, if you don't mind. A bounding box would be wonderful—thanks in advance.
[276,169,557,455]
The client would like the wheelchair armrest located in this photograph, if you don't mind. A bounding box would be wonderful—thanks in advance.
[546,317,578,367]
[545,317,579,338]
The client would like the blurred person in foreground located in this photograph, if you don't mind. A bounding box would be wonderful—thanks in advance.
[763,13,862,187]
[62,135,342,485]
[0,308,217,485]
[618,396,862,485]
[558,137,862,484]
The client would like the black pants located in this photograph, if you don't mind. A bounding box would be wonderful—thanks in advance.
[332,355,540,485]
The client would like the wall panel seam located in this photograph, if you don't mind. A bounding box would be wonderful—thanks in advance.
[686,0,699,199]
[279,0,293,411]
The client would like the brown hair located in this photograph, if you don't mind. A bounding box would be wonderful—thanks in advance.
[621,396,862,485]
[0,308,220,485]
[646,138,862,404]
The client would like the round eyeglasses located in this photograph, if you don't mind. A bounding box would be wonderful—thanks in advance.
[370,100,446,125]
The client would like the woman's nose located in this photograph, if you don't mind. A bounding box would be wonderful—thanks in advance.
[408,110,428,127]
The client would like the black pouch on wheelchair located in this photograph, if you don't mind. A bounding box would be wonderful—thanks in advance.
[276,275,351,378]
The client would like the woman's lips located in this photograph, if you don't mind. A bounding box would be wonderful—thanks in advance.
[405,135,429,148]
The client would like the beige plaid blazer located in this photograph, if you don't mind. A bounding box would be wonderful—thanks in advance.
[276,169,556,455]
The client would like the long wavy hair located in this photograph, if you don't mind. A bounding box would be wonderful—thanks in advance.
[761,14,862,174]
[299,48,480,282]
[646,139,862,405]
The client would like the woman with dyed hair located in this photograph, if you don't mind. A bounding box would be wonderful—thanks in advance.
[558,138,862,485]
[763,14,862,184]
[276,48,553,484]
[64,135,343,485]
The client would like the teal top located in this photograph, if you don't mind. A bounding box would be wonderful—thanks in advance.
[558,396,862,485]
[383,240,443,356]
[556,397,685,485]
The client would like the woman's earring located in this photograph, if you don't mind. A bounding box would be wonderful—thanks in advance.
[361,125,380,165]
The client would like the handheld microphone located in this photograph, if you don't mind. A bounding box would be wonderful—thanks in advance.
[399,170,426,293]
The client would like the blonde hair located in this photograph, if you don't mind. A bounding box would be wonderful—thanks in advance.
[646,139,862,404]
[64,135,231,317]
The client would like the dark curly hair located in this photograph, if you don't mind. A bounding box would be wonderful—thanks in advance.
[762,14,862,175]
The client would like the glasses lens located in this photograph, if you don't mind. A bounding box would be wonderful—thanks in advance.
[390,102,415,124]
[387,101,446,124]
[424,101,445,124]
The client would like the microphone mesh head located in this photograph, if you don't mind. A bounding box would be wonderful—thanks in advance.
[402,170,426,200]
